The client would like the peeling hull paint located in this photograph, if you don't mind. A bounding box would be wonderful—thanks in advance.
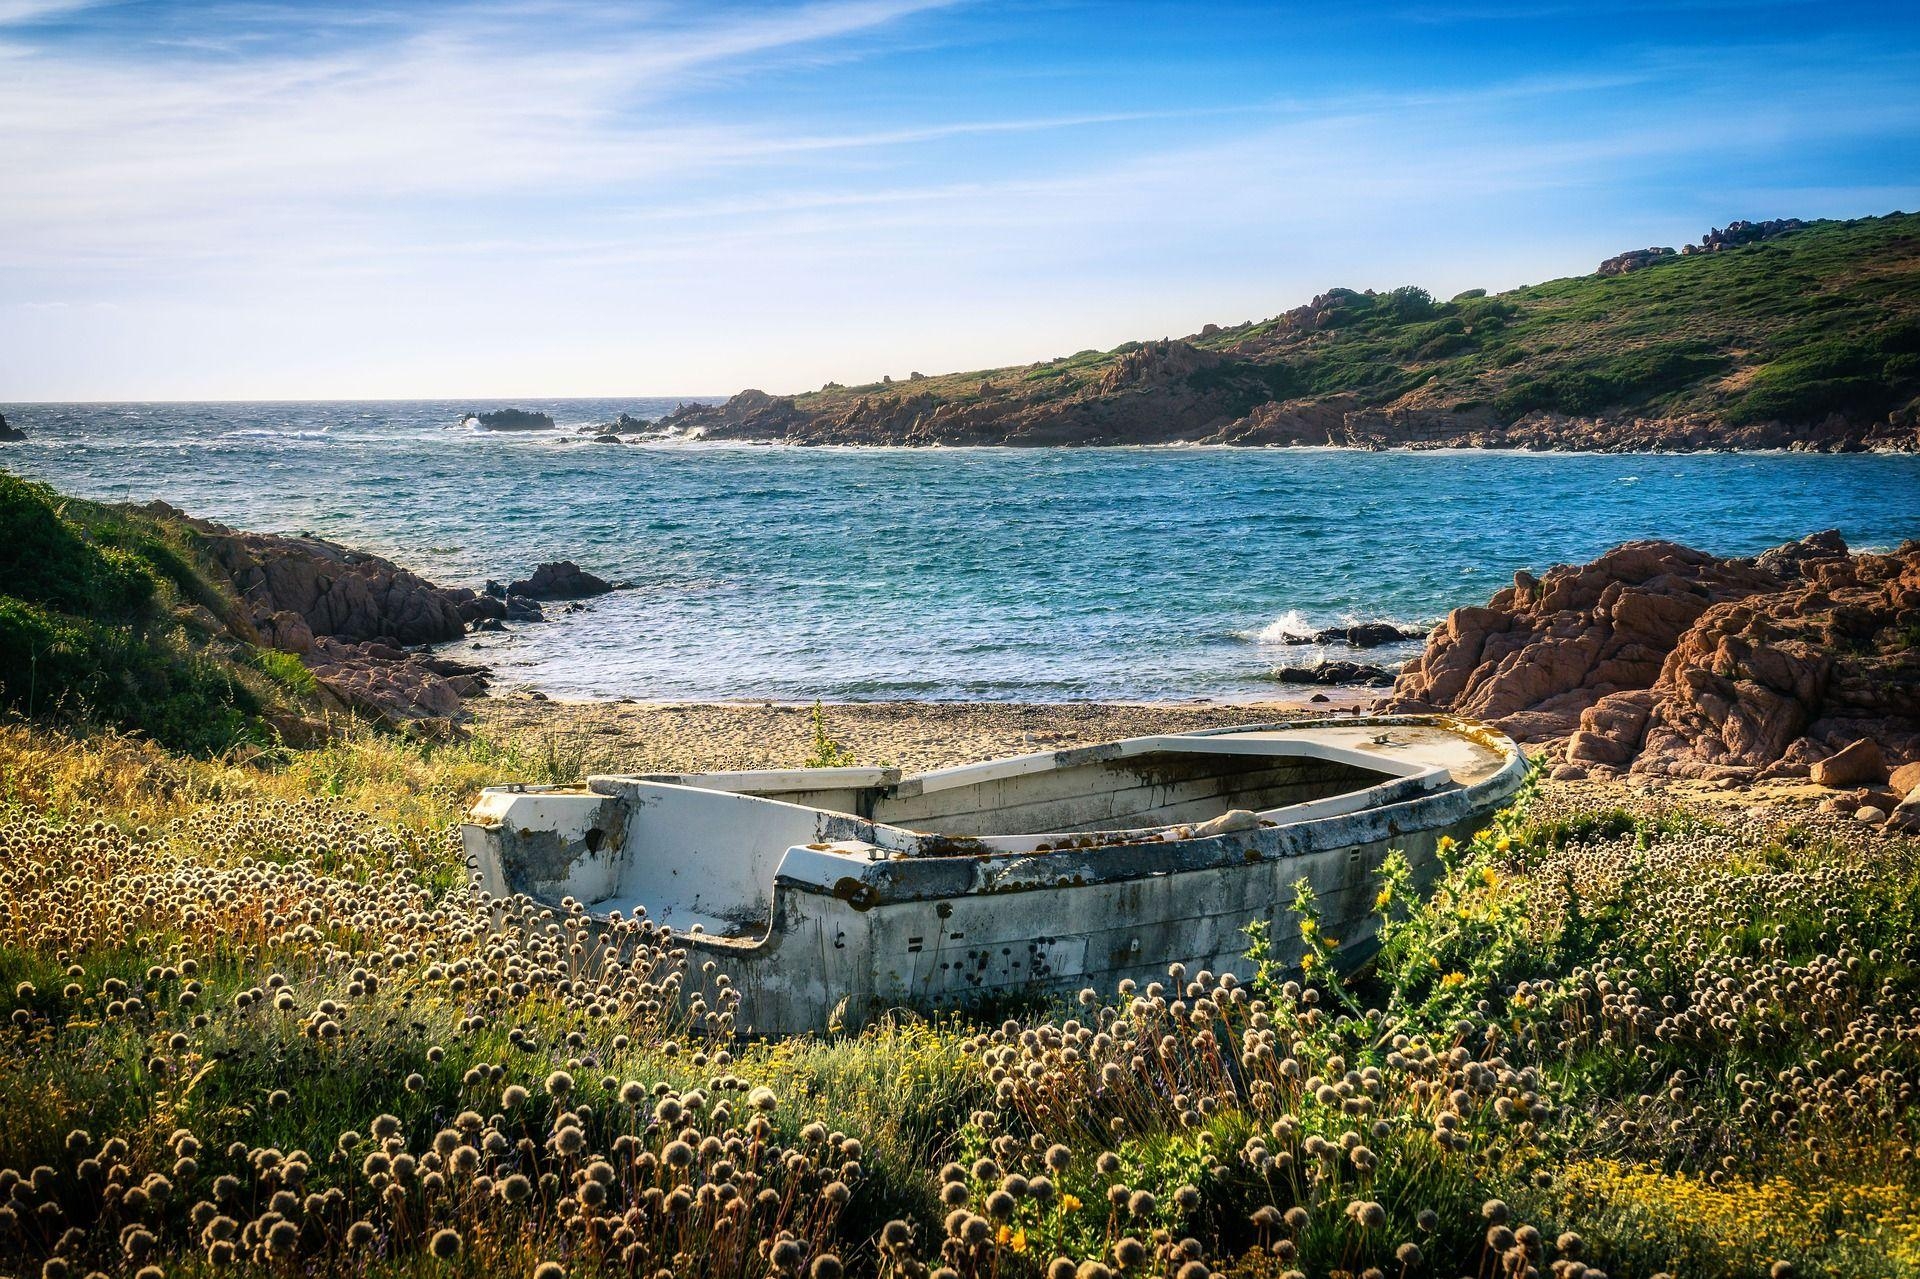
[462,716,1525,1034]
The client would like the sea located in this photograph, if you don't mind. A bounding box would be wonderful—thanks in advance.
[5,398,1919,703]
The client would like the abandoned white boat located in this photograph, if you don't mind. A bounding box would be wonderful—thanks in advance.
[462,715,1524,1034]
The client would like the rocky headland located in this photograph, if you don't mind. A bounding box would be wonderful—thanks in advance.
[659,213,1920,452]
[1383,532,1920,829]
[140,502,615,736]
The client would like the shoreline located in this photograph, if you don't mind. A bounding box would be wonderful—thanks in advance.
[468,691,1380,776]
[463,692,1871,823]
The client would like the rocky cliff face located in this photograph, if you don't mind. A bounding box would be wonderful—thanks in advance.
[148,504,491,731]
[665,383,1918,453]
[1385,533,1920,780]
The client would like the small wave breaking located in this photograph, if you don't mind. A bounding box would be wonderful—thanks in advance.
[1243,609,1316,644]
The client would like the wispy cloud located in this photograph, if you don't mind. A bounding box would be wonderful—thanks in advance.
[0,0,101,24]
[1,0,1916,398]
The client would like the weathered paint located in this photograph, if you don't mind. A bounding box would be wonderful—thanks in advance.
[460,715,1525,1033]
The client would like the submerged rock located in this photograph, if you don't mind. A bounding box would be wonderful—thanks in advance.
[1270,660,1398,687]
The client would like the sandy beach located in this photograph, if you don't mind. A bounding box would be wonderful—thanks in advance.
[468,690,1380,775]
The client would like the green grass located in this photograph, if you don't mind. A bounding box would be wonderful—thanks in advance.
[0,470,310,753]
[4,725,1920,1276]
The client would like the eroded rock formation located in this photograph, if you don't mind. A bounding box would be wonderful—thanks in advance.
[158,506,472,645]
[1385,532,1920,780]
[145,503,501,729]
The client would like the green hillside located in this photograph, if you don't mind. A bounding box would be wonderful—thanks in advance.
[677,212,1920,446]
[0,473,308,752]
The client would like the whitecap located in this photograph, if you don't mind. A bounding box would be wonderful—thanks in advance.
[1240,609,1316,644]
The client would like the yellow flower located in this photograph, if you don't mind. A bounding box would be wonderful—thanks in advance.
[1440,971,1466,988]
[1060,1193,1083,1213]
[1375,887,1393,909]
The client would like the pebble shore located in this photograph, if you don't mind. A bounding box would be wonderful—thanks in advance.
[469,691,1377,776]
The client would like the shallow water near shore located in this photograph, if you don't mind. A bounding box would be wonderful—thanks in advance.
[8,398,1920,701]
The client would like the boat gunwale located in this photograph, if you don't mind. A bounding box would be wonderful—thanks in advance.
[541,716,1529,952]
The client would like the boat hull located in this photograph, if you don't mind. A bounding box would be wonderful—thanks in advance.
[461,716,1526,1034]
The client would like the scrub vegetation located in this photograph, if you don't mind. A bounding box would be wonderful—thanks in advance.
[0,474,300,755]
[797,212,1920,429]
[3,717,1918,1279]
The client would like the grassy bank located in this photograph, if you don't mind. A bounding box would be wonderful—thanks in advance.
[2,721,1918,1279]
[0,473,308,753]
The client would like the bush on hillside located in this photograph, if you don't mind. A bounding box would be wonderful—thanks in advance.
[0,472,264,752]
[1495,342,1731,421]
[1730,324,1920,424]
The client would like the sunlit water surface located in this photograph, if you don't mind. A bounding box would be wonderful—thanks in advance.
[7,399,1918,701]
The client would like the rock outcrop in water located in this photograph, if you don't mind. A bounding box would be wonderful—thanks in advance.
[1284,622,1425,648]
[1271,660,1399,688]
[508,560,616,599]
[1384,532,1920,780]
[0,413,23,442]
[464,408,556,431]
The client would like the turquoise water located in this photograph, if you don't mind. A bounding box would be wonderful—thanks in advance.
[5,399,1919,701]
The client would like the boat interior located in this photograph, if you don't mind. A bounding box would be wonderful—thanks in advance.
[540,724,1492,937]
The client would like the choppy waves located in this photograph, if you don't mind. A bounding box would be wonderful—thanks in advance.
[6,398,1920,701]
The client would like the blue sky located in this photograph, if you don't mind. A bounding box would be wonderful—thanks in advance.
[4,0,1918,400]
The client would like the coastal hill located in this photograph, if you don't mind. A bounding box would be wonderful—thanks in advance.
[663,212,1920,451]
[0,474,619,751]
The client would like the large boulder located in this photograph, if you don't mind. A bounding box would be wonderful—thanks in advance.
[508,561,615,600]
[1891,760,1920,797]
[1810,738,1888,787]
[1386,532,1920,778]
[303,637,488,729]
[163,508,471,646]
